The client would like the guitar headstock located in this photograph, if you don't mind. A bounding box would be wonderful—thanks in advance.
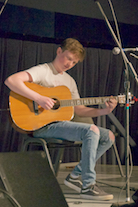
[118,93,134,106]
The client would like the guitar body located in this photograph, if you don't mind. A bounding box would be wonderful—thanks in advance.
[9,82,74,132]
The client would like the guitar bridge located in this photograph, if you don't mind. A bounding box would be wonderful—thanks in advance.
[33,101,39,115]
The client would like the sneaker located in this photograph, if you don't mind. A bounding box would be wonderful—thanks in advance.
[64,174,82,193]
[80,184,113,200]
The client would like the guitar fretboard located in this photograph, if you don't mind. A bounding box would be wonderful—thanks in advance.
[60,96,118,107]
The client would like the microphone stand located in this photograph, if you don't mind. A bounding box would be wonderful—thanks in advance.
[94,0,138,205]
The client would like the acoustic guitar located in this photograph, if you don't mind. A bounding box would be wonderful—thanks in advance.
[9,82,129,132]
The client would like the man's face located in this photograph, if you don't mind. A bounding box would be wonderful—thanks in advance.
[55,47,80,74]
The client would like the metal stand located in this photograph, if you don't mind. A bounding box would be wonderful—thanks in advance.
[94,0,138,204]
[124,79,131,201]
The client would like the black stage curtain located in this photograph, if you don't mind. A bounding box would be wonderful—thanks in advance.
[0,38,138,164]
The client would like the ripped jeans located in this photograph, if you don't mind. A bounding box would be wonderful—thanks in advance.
[33,121,114,188]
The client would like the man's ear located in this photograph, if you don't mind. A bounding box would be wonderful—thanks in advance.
[56,47,62,55]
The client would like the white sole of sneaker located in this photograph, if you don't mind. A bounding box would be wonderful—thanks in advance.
[64,180,81,193]
[80,194,114,201]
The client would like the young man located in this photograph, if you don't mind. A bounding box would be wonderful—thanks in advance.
[5,38,117,200]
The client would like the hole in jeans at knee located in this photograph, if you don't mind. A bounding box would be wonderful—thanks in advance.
[109,130,115,142]
[90,124,100,136]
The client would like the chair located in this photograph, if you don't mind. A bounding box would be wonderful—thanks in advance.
[21,114,124,177]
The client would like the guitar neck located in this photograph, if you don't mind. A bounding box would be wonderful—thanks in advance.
[60,96,118,107]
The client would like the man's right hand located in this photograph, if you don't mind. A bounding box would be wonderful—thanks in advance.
[37,95,56,110]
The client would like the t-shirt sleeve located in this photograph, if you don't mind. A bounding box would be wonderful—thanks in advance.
[25,65,46,83]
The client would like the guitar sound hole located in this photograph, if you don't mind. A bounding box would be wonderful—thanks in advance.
[52,99,60,110]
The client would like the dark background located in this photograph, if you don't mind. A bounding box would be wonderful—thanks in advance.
[0,0,138,165]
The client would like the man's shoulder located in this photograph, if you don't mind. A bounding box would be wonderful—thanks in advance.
[63,71,73,79]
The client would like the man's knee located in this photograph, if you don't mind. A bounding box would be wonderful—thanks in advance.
[109,130,115,142]
[90,124,100,136]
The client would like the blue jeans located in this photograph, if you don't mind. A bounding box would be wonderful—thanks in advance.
[33,121,113,188]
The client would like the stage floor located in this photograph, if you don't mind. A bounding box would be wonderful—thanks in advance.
[57,163,138,207]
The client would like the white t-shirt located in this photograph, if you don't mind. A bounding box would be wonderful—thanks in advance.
[26,63,80,99]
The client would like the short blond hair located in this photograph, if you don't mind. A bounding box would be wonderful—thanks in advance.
[60,38,85,62]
